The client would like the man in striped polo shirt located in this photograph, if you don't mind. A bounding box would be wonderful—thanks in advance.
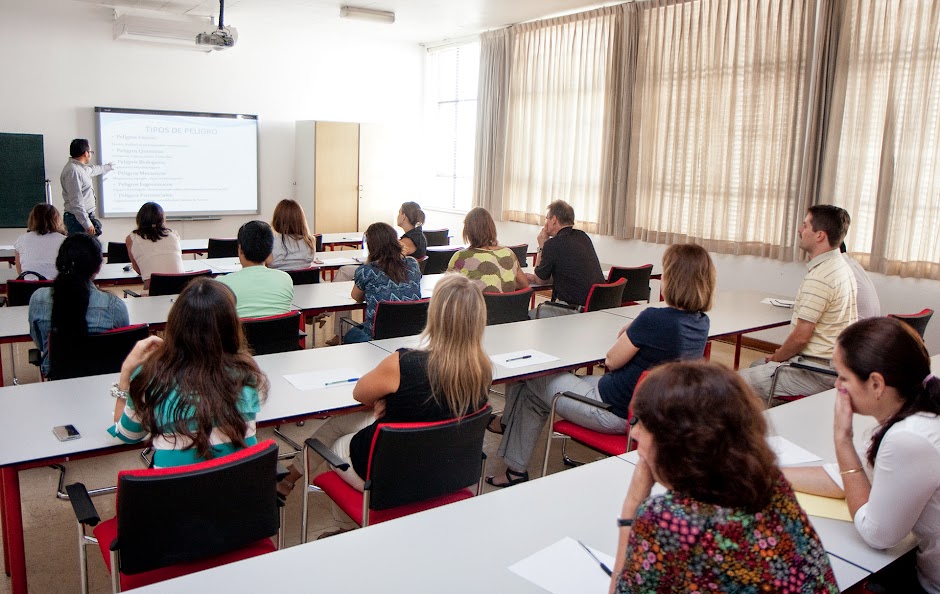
[741,205,858,401]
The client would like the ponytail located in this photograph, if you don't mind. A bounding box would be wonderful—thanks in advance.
[51,235,102,338]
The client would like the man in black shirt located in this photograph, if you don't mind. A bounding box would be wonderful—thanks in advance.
[527,200,605,317]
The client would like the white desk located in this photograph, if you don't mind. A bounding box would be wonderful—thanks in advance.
[371,311,620,383]
[132,455,864,593]
[95,259,213,285]
[320,232,363,250]
[0,342,390,593]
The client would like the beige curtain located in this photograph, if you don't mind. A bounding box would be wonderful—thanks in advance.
[622,0,828,260]
[472,28,511,215]
[502,7,622,233]
[820,1,940,279]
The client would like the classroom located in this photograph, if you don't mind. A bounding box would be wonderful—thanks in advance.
[1,0,939,592]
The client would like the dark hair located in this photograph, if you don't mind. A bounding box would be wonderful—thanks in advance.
[69,139,90,158]
[129,278,269,460]
[807,205,851,248]
[400,202,425,227]
[462,207,499,249]
[27,204,65,235]
[133,202,170,242]
[271,199,317,253]
[51,234,103,338]
[365,222,409,283]
[632,361,779,512]
[836,317,940,467]
[237,220,274,263]
[546,200,575,226]
[661,244,715,312]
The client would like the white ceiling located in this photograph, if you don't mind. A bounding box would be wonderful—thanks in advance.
[73,0,617,44]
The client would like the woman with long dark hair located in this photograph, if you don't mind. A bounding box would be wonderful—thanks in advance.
[611,361,836,593]
[28,234,129,375]
[109,278,268,466]
[786,317,940,593]
[126,201,184,290]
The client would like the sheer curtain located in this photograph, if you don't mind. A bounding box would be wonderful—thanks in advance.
[502,7,622,232]
[820,1,940,279]
[473,29,512,215]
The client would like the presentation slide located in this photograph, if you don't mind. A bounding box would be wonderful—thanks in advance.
[95,107,259,217]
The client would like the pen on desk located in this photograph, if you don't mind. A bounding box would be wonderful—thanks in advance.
[576,539,612,577]
[505,354,533,362]
[324,378,359,386]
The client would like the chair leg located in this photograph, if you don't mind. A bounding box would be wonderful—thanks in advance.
[300,442,310,544]
[361,490,371,528]
[273,426,303,456]
[76,522,90,594]
[9,344,18,386]
[54,465,116,500]
[560,437,585,467]
[541,396,562,477]
[277,505,286,550]
[110,549,121,593]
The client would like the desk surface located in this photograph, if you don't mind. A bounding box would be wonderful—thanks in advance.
[0,342,389,467]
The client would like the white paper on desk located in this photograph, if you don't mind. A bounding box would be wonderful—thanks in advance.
[320,258,358,266]
[509,537,613,594]
[183,261,212,273]
[491,349,559,369]
[767,435,823,466]
[761,298,795,308]
[284,368,360,391]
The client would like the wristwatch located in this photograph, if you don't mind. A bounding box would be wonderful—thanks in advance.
[110,382,129,400]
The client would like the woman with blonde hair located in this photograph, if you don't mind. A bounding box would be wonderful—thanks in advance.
[279,274,491,494]
[447,207,528,292]
[271,199,319,270]
[14,203,66,279]
[611,361,836,592]
[488,243,715,487]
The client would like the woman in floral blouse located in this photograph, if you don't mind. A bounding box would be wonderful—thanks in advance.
[611,361,837,594]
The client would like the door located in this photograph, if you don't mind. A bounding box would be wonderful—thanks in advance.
[314,121,360,233]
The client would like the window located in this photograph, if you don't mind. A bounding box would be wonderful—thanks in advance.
[425,42,480,211]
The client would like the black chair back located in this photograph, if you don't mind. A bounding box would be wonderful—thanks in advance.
[372,299,430,340]
[207,238,239,259]
[607,264,653,304]
[107,242,131,264]
[889,308,934,338]
[584,278,627,312]
[242,311,303,355]
[483,288,533,325]
[6,278,53,307]
[149,270,213,297]
[422,229,450,247]
[315,234,324,252]
[506,244,529,267]
[47,324,150,380]
[285,267,321,285]
[366,406,491,511]
[416,256,428,275]
[423,248,460,275]
[115,440,280,575]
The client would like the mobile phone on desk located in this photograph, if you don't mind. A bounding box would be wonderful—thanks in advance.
[53,424,81,442]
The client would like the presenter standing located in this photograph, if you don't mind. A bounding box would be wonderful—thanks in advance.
[60,138,113,236]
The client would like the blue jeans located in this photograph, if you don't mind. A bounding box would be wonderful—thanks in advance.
[64,211,102,236]
[343,326,371,344]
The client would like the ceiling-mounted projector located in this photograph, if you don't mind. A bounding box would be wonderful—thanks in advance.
[196,27,237,50]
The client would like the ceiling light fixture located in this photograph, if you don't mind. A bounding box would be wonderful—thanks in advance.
[340,6,396,24]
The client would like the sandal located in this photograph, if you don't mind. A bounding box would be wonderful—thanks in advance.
[325,335,342,347]
[276,466,303,497]
[485,467,529,488]
[486,414,504,435]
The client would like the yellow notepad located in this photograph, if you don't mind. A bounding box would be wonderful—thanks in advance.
[795,492,853,522]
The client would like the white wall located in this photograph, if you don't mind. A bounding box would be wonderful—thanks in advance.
[427,209,940,355]
[0,0,424,244]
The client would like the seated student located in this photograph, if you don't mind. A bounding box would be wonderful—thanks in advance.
[397,201,427,259]
[125,202,185,291]
[28,234,129,376]
[341,222,422,344]
[14,203,66,279]
[487,244,714,487]
[785,317,940,594]
[280,273,490,494]
[270,198,318,270]
[218,220,294,318]
[109,278,267,467]
[841,242,881,319]
[447,207,528,293]
[526,200,604,317]
[610,361,837,593]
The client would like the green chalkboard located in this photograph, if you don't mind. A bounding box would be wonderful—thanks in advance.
[0,133,46,228]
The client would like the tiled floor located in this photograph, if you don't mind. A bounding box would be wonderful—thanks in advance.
[0,296,768,593]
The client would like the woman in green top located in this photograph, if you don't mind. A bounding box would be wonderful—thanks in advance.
[109,278,268,467]
[447,207,529,293]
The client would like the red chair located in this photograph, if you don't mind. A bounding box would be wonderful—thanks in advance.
[66,440,284,593]
[300,406,491,540]
[607,264,654,305]
[535,278,626,317]
[889,308,934,339]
